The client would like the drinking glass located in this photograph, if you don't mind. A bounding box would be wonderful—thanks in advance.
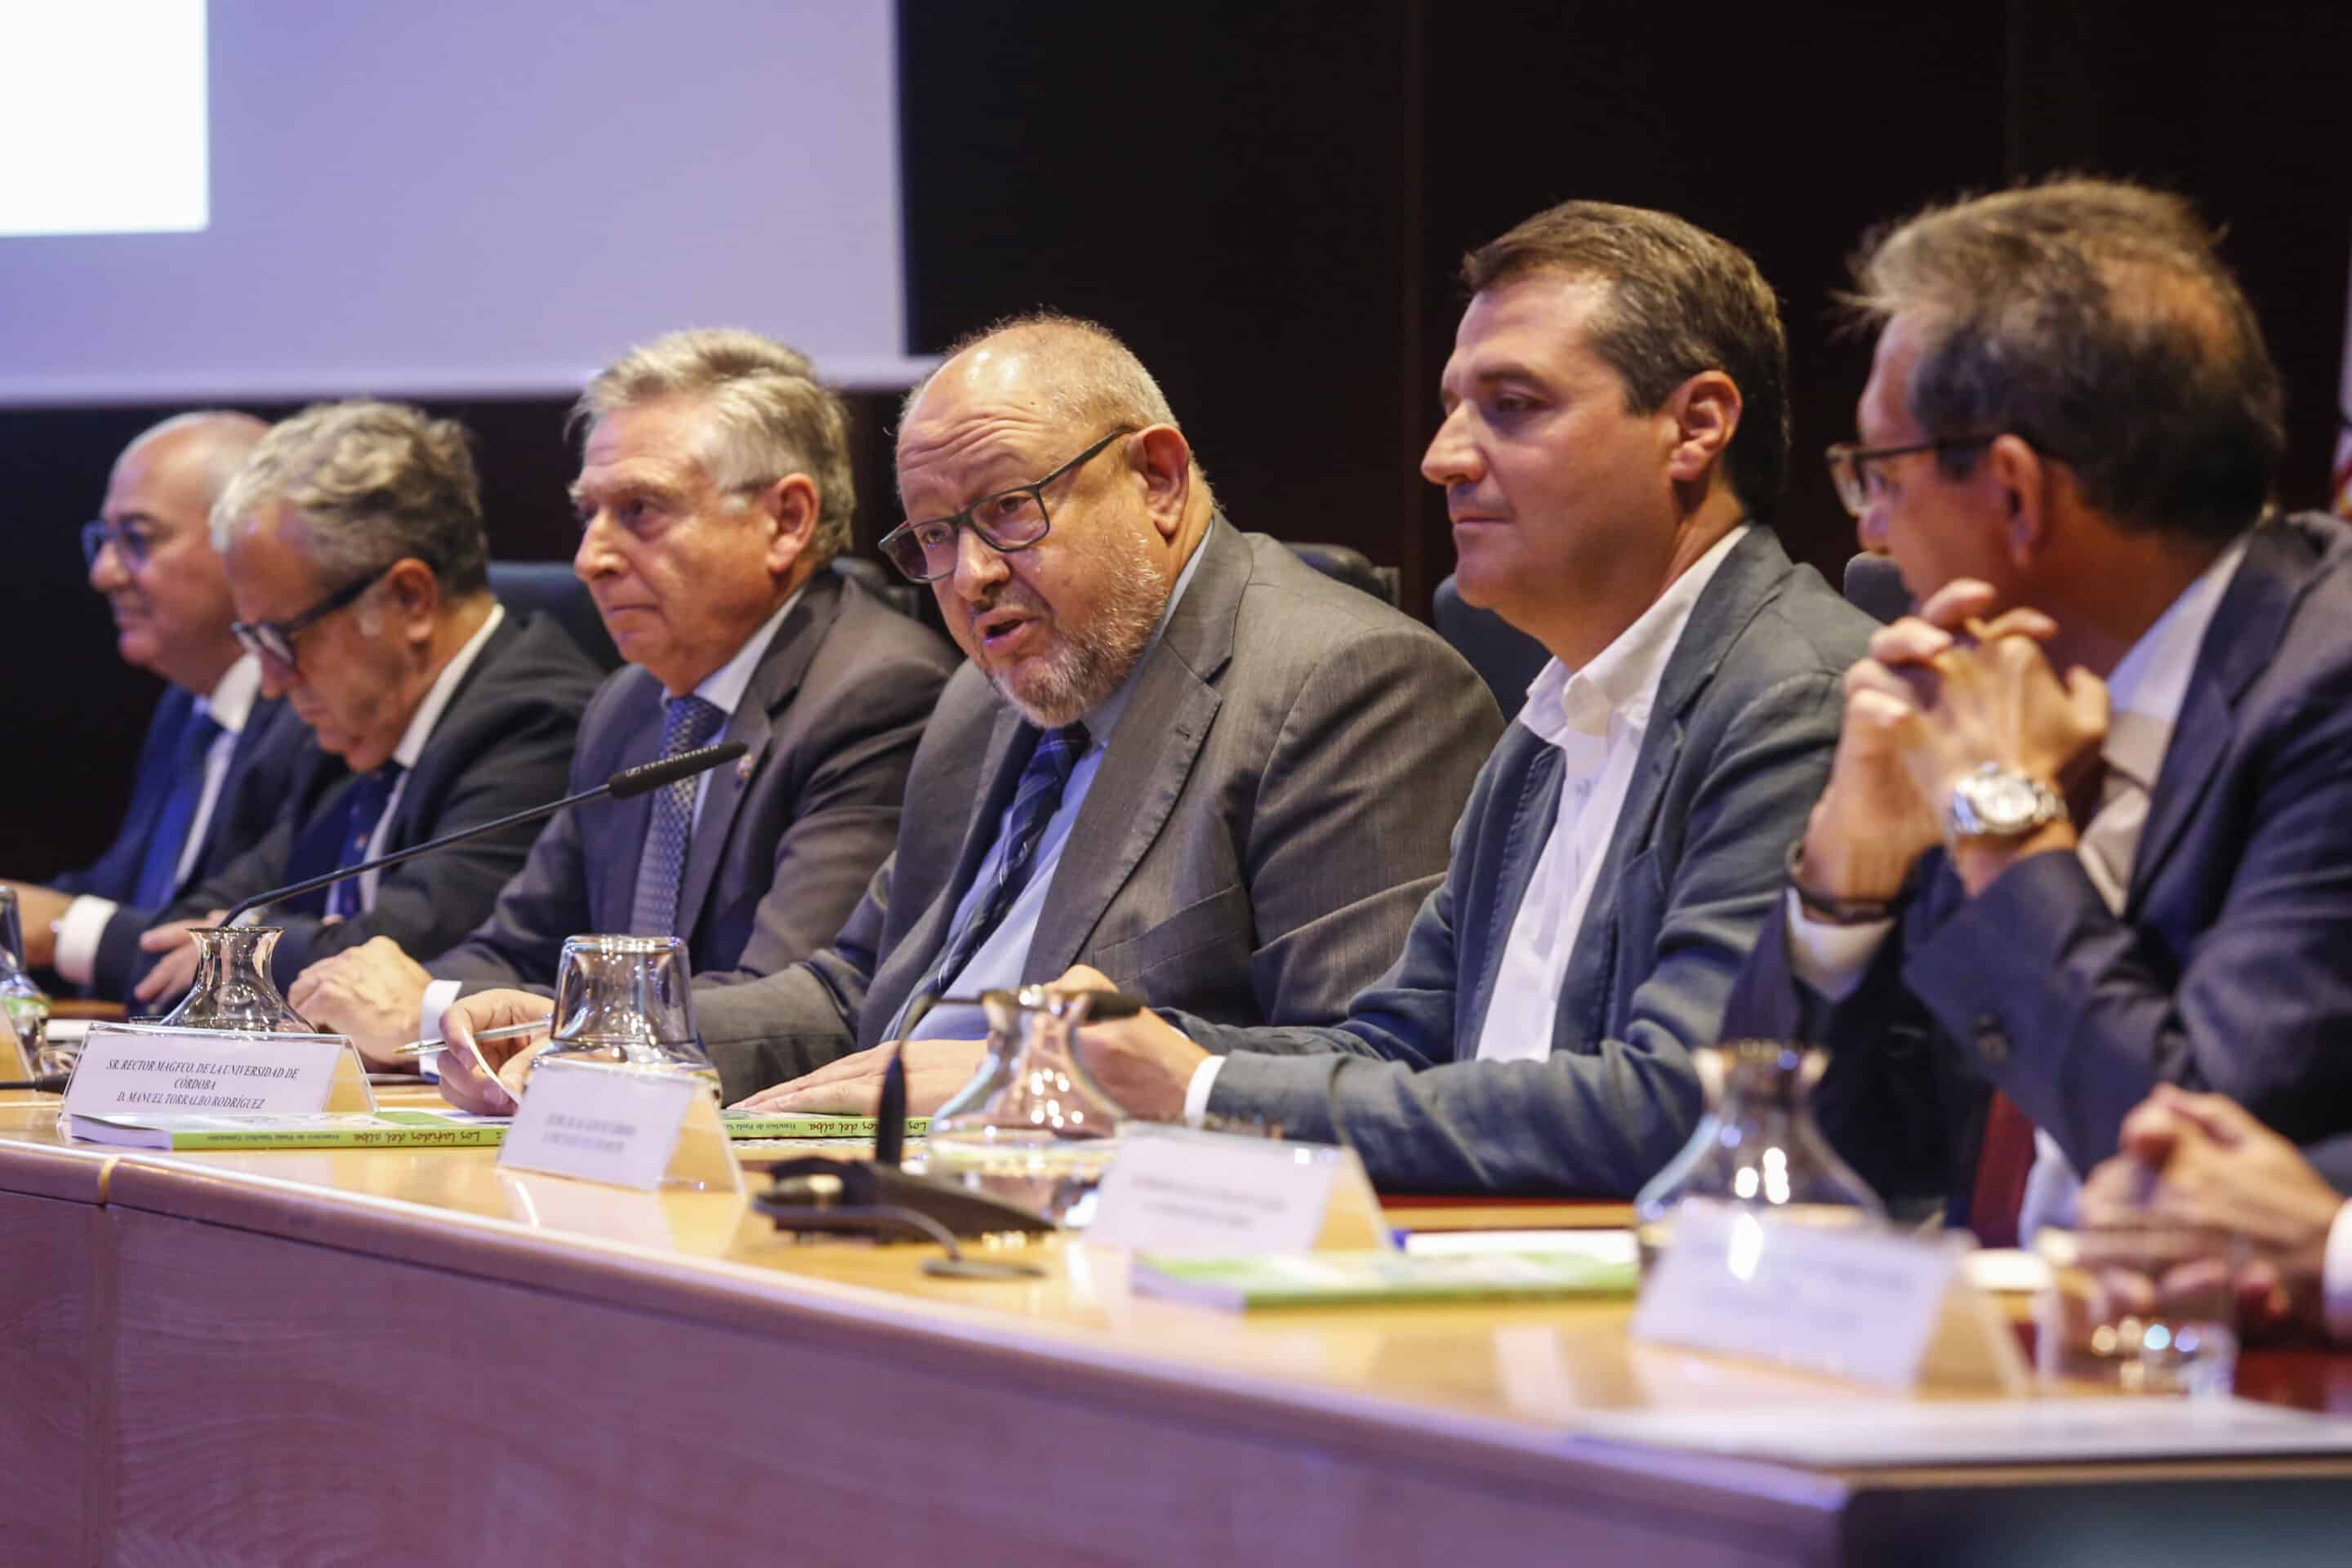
[533,934,717,1087]
[2035,1222,2239,1396]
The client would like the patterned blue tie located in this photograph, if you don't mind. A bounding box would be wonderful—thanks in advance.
[326,762,405,920]
[133,707,224,908]
[629,696,728,938]
[920,722,1090,1004]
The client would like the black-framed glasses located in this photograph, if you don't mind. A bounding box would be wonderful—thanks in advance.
[80,519,159,572]
[878,427,1134,582]
[229,563,393,672]
[1824,435,2005,518]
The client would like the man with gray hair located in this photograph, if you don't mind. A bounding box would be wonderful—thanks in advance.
[434,312,1501,1111]
[129,400,603,1004]
[286,332,957,1067]
[7,412,326,992]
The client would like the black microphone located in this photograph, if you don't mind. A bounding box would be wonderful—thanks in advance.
[0,1074,71,1094]
[220,741,749,925]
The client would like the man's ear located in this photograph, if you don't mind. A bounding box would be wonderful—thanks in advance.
[760,473,822,577]
[383,558,443,644]
[1984,434,2047,566]
[1665,371,1742,486]
[1132,426,1193,542]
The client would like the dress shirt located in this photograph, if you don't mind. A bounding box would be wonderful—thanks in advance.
[2327,1201,2352,1343]
[355,604,506,915]
[415,591,801,1050]
[1183,523,1751,1119]
[53,655,262,986]
[903,540,1208,1045]
[1786,541,2247,1238]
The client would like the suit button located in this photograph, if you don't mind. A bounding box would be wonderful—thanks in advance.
[1973,1014,2008,1066]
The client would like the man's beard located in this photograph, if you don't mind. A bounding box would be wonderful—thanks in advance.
[982,529,1167,728]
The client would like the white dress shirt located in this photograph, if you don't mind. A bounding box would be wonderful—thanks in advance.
[359,604,506,912]
[1183,523,1750,1119]
[1786,541,2247,1240]
[53,654,264,986]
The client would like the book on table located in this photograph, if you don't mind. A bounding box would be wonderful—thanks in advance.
[66,1107,929,1150]
[1130,1250,1642,1311]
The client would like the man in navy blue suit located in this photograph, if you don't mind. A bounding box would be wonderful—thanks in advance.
[6,412,325,992]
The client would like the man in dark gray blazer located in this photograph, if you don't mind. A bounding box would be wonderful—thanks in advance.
[287,332,956,1065]
[128,401,603,1004]
[1048,203,1877,1195]
[433,314,1501,1111]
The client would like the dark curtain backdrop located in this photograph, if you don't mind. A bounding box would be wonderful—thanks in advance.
[6,1,2346,879]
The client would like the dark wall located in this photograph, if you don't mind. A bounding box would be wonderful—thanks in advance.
[7,0,2349,880]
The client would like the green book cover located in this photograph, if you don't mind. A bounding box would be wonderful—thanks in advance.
[1130,1250,1642,1311]
[65,1109,510,1151]
[719,1111,929,1140]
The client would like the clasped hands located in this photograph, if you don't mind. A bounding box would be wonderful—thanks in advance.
[1798,578,2109,906]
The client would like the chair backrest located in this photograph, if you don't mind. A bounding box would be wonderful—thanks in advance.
[828,555,926,621]
[1285,541,1398,605]
[1842,553,1910,625]
[1432,573,1549,713]
[488,560,621,672]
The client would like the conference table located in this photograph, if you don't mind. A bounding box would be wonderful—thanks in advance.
[5,1086,2350,1567]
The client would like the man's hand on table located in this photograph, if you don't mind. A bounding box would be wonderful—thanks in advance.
[287,936,432,1069]
[730,1038,987,1116]
[1051,963,1205,1122]
[2,882,69,969]
[133,911,227,1006]
[434,988,555,1115]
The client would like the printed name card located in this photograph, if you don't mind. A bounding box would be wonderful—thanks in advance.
[61,1023,374,1132]
[1630,1199,2025,1392]
[498,1060,739,1193]
[1085,1125,1393,1257]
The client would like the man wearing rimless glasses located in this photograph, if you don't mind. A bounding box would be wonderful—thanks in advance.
[127,400,601,1004]
[5,412,327,998]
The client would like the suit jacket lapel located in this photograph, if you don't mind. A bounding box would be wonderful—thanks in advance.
[378,614,523,849]
[1023,520,1243,978]
[2128,520,2310,907]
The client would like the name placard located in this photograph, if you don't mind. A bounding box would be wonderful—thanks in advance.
[61,1023,369,1132]
[1631,1200,2025,1392]
[1085,1125,1393,1257]
[499,1060,738,1192]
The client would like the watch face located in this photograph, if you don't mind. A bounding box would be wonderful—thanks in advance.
[1976,772,2042,830]
[1954,766,2057,836]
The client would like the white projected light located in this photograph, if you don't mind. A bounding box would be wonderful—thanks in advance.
[0,0,209,237]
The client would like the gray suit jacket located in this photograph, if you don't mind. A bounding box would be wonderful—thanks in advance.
[694,519,1503,1102]
[1183,529,1876,1195]
[429,573,956,993]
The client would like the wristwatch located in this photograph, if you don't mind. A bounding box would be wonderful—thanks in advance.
[1945,762,2065,840]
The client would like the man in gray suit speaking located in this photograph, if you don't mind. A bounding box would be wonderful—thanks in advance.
[1048,203,1878,1195]
[435,314,1501,1110]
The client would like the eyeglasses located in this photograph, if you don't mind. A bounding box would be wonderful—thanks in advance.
[80,519,159,571]
[229,563,393,672]
[878,427,1134,582]
[1824,435,2001,518]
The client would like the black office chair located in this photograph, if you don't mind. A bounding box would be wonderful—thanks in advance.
[1432,573,1549,712]
[1842,553,1911,625]
[1285,542,1398,605]
[829,555,926,620]
[488,561,622,672]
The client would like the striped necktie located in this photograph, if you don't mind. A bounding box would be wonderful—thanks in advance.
[326,762,405,920]
[629,695,728,938]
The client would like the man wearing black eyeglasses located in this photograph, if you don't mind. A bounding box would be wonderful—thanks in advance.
[433,312,1502,1112]
[6,412,326,994]
[1724,177,2352,1250]
[124,400,603,1004]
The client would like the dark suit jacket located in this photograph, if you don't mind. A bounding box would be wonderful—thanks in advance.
[693,519,1503,1102]
[1182,528,1875,1194]
[430,573,956,991]
[139,612,603,993]
[1724,513,2352,1225]
[60,685,337,994]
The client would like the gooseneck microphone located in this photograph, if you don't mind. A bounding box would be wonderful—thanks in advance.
[220,741,749,925]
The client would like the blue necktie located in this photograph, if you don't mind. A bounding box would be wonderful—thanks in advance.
[326,763,405,921]
[919,722,1090,1005]
[132,707,225,909]
[629,696,728,938]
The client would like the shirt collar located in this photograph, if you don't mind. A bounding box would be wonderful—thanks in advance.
[1517,523,1750,746]
[2099,539,2246,789]
[689,584,805,718]
[1078,528,1210,746]
[390,603,506,770]
[200,653,262,736]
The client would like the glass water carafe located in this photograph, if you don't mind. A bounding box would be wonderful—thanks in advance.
[158,925,315,1033]
[1631,1040,1885,1268]
[924,985,1127,1220]
[0,886,54,1069]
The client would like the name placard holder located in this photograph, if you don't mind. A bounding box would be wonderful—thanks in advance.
[0,1012,30,1081]
[498,1059,741,1193]
[60,1022,376,1135]
[1631,1199,2025,1392]
[1085,1125,1392,1257]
